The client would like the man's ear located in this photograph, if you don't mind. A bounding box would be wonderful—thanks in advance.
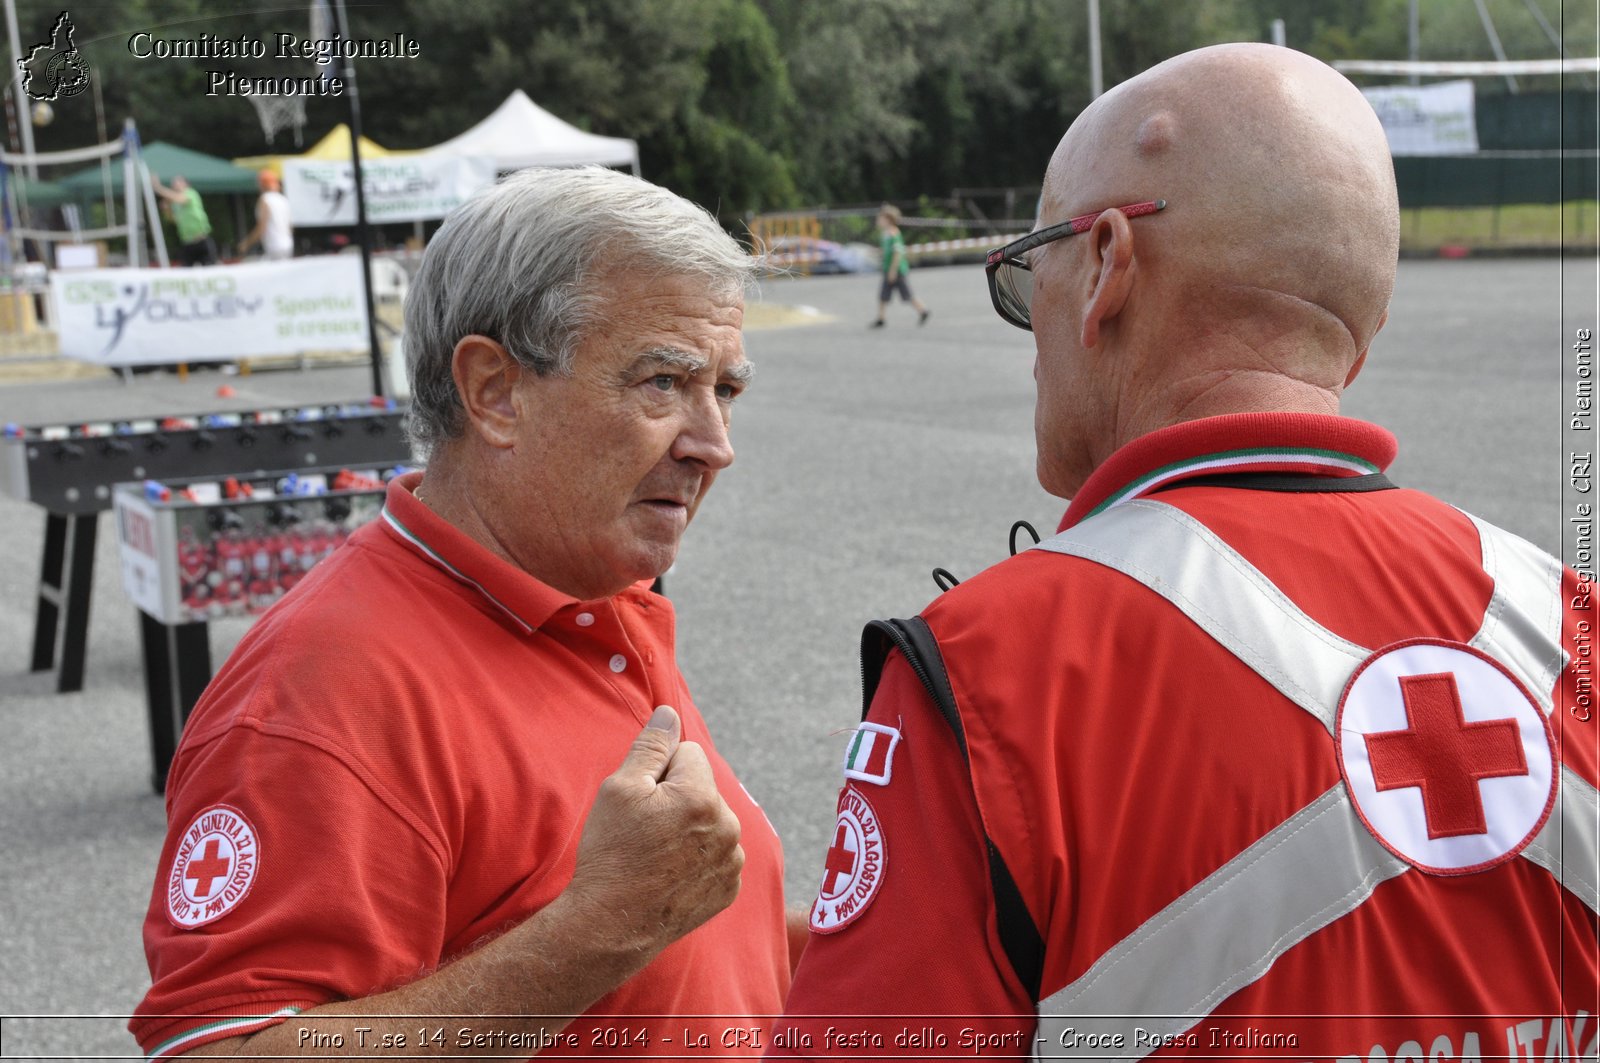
[1344,348,1370,389]
[1345,310,1386,388]
[1080,209,1136,350]
[451,335,523,449]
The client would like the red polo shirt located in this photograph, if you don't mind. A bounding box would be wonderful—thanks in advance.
[133,473,789,1059]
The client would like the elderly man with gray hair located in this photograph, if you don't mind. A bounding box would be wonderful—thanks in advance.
[132,167,801,1060]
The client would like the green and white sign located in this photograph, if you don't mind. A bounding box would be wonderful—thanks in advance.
[1362,80,1479,157]
[283,154,496,226]
[52,256,369,365]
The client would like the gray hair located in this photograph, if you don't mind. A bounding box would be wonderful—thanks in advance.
[403,166,754,457]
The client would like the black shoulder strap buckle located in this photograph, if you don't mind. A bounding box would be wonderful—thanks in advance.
[858,614,1045,1001]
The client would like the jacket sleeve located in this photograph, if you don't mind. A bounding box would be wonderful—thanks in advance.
[770,650,1034,1059]
[130,724,448,1060]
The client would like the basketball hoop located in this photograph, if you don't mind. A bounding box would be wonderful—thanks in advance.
[246,94,307,147]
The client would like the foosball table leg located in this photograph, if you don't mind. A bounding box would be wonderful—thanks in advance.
[29,513,68,674]
[30,512,98,693]
[140,611,212,795]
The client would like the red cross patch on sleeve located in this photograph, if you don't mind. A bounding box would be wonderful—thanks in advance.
[166,804,261,928]
[810,785,887,933]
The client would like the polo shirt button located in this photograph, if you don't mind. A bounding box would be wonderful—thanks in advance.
[576,612,595,627]
[609,654,627,673]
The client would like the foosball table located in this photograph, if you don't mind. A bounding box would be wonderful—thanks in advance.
[114,461,407,791]
[2,398,411,789]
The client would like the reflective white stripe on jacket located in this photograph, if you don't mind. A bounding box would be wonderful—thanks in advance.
[1028,499,1597,1059]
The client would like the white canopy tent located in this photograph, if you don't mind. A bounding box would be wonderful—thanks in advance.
[423,89,640,175]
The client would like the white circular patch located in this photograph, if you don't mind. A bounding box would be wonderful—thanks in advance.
[810,785,886,934]
[166,804,261,928]
[1337,639,1555,876]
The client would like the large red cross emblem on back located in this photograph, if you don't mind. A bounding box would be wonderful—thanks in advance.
[1363,672,1527,839]
[1336,639,1556,877]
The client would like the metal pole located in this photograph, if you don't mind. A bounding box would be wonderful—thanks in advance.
[1270,19,1286,47]
[1472,0,1519,93]
[3,0,36,179]
[1521,0,1566,56]
[93,73,112,226]
[332,0,385,398]
[1088,0,1103,99]
[1408,0,1421,85]
[138,157,169,267]
[123,119,140,267]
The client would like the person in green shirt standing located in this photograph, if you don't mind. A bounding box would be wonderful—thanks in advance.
[153,175,218,267]
[870,203,930,328]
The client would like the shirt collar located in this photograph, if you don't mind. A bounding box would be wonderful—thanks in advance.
[379,471,577,634]
[1060,412,1398,531]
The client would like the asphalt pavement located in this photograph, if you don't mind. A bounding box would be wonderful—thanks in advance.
[0,256,1592,1058]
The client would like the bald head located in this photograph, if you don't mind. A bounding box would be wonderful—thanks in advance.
[1043,43,1398,368]
[1026,44,1401,498]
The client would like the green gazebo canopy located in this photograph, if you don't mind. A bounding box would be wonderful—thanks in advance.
[5,171,73,209]
[55,141,260,197]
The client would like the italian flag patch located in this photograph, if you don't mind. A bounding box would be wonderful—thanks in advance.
[842,722,901,786]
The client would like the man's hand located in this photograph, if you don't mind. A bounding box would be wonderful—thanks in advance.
[562,705,745,965]
[184,707,749,1058]
[522,704,746,992]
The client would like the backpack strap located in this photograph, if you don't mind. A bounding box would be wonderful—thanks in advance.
[860,616,1045,1000]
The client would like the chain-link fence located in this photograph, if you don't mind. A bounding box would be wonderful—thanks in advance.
[1388,89,1595,251]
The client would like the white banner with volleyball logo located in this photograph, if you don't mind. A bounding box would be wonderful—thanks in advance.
[52,256,369,365]
[282,154,496,226]
[1361,80,1479,156]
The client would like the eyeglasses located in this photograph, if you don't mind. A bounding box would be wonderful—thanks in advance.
[985,199,1166,331]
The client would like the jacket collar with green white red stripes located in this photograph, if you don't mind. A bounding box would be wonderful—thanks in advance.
[1059,412,1398,533]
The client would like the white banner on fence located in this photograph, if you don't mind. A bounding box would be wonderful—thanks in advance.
[283,154,496,226]
[51,256,370,366]
[1361,80,1479,156]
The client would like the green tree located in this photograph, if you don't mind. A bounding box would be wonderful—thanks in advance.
[758,0,1247,206]
[346,0,797,217]
[644,0,801,218]
[894,0,1073,206]
[757,0,923,203]
[340,0,713,149]
[1394,0,1596,93]
[12,0,1593,229]
[1228,0,1596,88]
[16,0,799,222]
[19,0,241,158]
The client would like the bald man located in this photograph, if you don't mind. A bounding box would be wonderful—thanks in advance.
[773,44,1596,1059]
